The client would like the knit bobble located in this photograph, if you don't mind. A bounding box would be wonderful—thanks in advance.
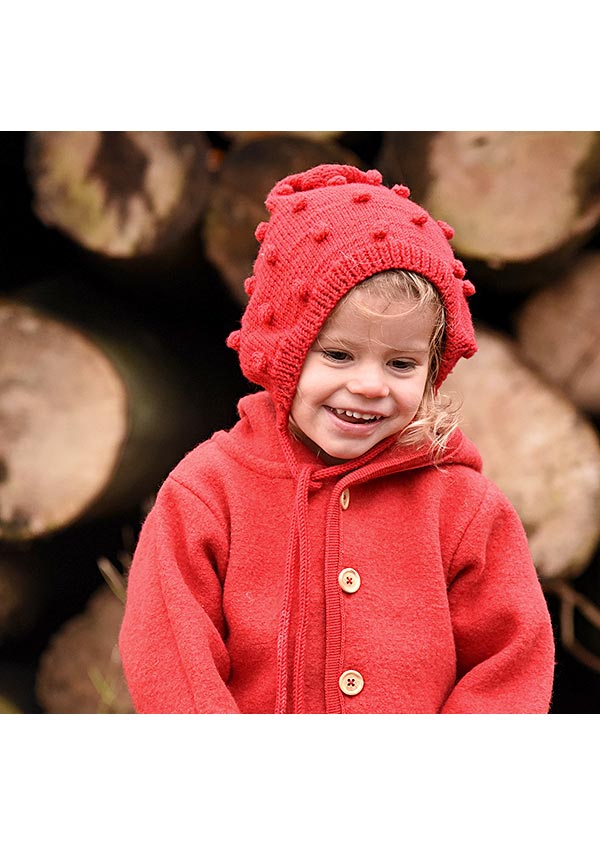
[327,175,347,186]
[226,330,241,351]
[463,279,476,297]
[392,184,411,198]
[411,213,428,226]
[353,191,372,203]
[365,169,383,185]
[372,227,388,241]
[258,303,275,325]
[255,221,269,243]
[453,260,466,279]
[312,223,330,242]
[437,220,455,240]
[277,183,294,196]
[265,246,278,265]
[252,351,269,372]
[297,281,311,302]
[292,197,307,213]
[244,276,256,296]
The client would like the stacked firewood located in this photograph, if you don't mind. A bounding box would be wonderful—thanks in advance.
[1,131,600,713]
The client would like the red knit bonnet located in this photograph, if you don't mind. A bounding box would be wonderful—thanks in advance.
[227,164,477,428]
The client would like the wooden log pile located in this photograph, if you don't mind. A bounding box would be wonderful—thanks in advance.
[2,130,600,714]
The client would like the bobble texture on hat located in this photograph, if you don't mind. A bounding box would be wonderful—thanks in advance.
[228,164,477,426]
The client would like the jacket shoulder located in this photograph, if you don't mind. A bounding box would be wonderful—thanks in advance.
[165,430,238,500]
[436,459,492,502]
[433,461,522,544]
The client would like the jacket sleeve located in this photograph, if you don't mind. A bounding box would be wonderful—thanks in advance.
[119,474,241,713]
[441,484,555,714]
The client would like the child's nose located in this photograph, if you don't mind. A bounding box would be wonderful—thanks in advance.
[346,365,390,398]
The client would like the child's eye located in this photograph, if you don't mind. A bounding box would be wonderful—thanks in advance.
[322,350,351,362]
[389,359,416,371]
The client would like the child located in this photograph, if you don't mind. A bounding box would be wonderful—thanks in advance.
[119,163,555,714]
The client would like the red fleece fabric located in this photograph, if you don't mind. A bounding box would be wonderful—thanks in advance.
[119,393,555,714]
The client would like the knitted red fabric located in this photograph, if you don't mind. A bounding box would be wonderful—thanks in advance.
[227,164,477,426]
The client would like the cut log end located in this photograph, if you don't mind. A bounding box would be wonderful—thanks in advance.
[516,252,600,414]
[442,326,600,580]
[36,586,134,714]
[0,300,128,540]
[378,131,600,271]
[204,134,363,304]
[26,131,211,259]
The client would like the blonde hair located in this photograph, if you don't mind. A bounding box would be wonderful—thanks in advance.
[330,269,461,457]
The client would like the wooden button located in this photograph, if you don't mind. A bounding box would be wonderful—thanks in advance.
[339,669,364,696]
[338,567,361,594]
[340,488,350,510]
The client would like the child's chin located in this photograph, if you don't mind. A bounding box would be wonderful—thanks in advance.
[320,450,352,465]
[318,440,376,465]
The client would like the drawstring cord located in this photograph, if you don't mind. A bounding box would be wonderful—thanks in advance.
[274,464,314,714]
[274,502,297,714]
[274,427,304,714]
[275,421,325,714]
[291,468,314,714]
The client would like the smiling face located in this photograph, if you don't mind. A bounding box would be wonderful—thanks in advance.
[289,289,436,464]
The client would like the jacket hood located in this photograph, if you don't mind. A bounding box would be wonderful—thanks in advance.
[215,392,483,481]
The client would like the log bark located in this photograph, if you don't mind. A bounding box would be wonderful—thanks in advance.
[515,251,600,415]
[220,130,343,145]
[0,276,233,541]
[544,569,600,675]
[35,585,133,714]
[0,546,46,642]
[204,134,362,303]
[26,131,212,259]
[0,693,20,713]
[0,663,41,713]
[377,131,600,287]
[441,326,600,580]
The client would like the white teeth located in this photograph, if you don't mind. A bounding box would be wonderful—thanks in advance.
[334,408,380,421]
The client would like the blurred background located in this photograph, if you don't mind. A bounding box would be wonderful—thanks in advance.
[1,130,599,714]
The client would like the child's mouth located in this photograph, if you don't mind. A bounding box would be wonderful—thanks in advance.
[326,406,383,425]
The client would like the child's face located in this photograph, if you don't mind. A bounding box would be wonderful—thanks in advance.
[290,292,435,464]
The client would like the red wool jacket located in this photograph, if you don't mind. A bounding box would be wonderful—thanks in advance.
[119,392,555,714]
